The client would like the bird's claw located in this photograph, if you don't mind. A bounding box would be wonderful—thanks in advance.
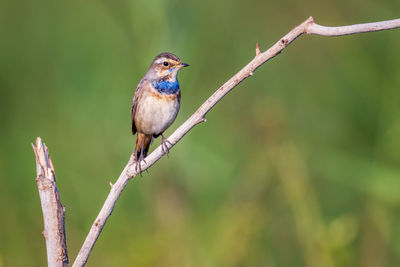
[161,135,172,155]
[134,151,147,176]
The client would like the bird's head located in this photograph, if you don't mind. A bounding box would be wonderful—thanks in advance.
[146,52,189,82]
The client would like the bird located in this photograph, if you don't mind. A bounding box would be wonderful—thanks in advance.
[131,52,189,171]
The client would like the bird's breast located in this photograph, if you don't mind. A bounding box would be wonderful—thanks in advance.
[134,86,180,135]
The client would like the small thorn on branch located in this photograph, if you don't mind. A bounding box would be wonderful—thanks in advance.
[109,182,113,188]
[195,116,207,124]
[255,43,261,55]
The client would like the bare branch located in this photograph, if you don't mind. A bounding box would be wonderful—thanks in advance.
[33,137,69,267]
[306,17,400,36]
[72,16,400,266]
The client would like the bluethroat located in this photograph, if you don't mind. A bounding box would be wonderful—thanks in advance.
[131,52,189,170]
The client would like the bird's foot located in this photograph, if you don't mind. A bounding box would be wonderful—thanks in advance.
[161,134,173,155]
[135,153,147,176]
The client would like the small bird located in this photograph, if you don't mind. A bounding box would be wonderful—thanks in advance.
[131,52,189,170]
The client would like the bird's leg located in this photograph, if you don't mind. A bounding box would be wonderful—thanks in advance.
[137,150,144,176]
[135,137,147,175]
[161,134,172,155]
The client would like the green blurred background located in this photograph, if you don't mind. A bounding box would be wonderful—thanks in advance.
[1,0,400,266]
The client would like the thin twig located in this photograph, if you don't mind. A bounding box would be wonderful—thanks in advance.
[71,16,400,267]
[33,138,69,267]
[306,17,400,36]
[255,43,261,55]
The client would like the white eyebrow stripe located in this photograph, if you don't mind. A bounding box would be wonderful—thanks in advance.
[154,58,166,64]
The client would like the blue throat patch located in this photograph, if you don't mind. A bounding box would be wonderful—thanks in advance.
[152,80,180,94]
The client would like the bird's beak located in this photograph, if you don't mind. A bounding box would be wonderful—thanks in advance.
[180,63,190,68]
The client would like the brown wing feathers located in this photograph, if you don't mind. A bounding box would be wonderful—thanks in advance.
[131,79,146,135]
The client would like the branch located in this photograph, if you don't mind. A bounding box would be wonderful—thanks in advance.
[72,16,400,266]
[33,137,69,267]
[307,17,400,36]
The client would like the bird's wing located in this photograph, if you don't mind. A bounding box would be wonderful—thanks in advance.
[131,79,146,135]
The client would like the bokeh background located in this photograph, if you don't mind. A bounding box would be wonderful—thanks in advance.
[1,0,400,266]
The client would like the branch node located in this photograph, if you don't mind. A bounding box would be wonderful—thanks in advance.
[109,182,113,188]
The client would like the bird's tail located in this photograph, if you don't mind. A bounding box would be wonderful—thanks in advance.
[134,133,153,161]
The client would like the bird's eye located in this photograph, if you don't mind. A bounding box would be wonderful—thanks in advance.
[163,61,169,66]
